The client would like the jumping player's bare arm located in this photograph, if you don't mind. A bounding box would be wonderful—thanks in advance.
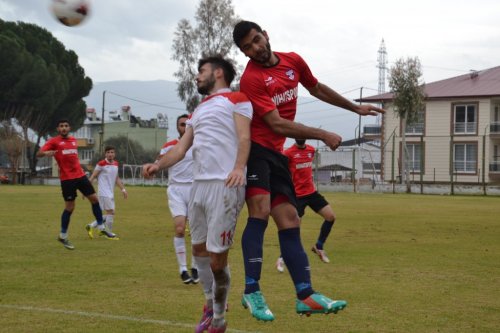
[36,150,56,158]
[143,127,194,178]
[306,82,386,116]
[225,113,251,188]
[262,110,343,151]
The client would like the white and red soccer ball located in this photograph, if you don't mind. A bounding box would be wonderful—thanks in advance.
[50,0,91,27]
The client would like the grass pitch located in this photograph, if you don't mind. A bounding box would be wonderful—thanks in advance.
[0,185,499,332]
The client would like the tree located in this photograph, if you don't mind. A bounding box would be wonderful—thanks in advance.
[0,19,92,174]
[389,57,426,192]
[91,135,157,168]
[0,121,23,184]
[171,0,240,112]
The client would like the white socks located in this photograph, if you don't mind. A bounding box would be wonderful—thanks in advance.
[174,237,188,273]
[193,256,213,302]
[212,266,230,320]
[105,214,114,231]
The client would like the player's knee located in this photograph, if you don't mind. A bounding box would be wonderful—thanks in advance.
[88,195,98,204]
[212,266,229,283]
[321,207,336,223]
[247,197,271,218]
[65,202,75,212]
[192,243,207,256]
[210,253,228,272]
[325,213,336,224]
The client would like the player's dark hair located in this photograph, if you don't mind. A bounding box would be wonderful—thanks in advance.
[233,20,263,48]
[104,145,115,153]
[177,114,189,125]
[198,56,236,86]
[56,119,70,126]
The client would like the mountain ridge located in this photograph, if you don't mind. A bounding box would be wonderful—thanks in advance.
[84,80,369,142]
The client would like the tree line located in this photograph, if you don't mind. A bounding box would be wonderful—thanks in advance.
[0,19,92,177]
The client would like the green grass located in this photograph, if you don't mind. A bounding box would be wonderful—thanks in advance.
[0,186,499,332]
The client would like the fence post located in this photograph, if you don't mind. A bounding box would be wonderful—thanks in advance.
[352,148,357,193]
[420,135,424,194]
[482,133,486,195]
[449,135,454,195]
[391,134,395,194]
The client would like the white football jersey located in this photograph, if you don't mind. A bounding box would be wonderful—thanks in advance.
[95,159,119,198]
[159,139,194,185]
[187,88,253,181]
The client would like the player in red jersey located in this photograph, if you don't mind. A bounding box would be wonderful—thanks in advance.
[276,139,336,272]
[233,20,385,319]
[37,120,117,250]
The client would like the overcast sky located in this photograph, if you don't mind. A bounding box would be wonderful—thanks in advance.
[3,0,500,98]
[2,0,500,142]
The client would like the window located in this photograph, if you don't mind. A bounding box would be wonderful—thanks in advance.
[73,126,91,139]
[453,104,477,134]
[493,105,500,134]
[78,149,94,162]
[406,109,425,135]
[405,143,422,172]
[453,143,477,173]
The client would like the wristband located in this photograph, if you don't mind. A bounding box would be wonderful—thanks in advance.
[121,188,127,193]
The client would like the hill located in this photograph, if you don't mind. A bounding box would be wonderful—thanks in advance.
[84,80,374,143]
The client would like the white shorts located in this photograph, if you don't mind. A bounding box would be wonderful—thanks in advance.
[167,183,192,218]
[188,180,245,253]
[98,196,115,211]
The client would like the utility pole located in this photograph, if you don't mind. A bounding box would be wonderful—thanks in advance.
[100,90,106,155]
[358,87,363,145]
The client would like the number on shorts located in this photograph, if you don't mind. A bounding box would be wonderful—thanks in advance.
[220,230,233,246]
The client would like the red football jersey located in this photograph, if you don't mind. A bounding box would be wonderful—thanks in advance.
[240,52,318,152]
[41,136,85,181]
[284,144,316,197]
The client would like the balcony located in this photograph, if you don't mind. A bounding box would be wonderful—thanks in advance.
[405,123,424,136]
[490,161,500,173]
[454,122,477,135]
[363,124,381,137]
[490,122,500,135]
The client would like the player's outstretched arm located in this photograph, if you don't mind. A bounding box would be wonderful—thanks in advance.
[36,149,56,158]
[143,127,194,178]
[307,82,386,116]
[262,109,343,150]
[226,113,251,187]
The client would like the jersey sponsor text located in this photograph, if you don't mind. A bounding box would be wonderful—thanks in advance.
[271,87,298,106]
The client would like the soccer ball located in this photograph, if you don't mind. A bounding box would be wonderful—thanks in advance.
[50,0,91,27]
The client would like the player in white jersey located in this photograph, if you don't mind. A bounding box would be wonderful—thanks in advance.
[157,114,198,285]
[86,146,127,238]
[143,56,252,333]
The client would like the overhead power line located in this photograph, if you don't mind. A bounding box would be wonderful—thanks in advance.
[106,91,186,111]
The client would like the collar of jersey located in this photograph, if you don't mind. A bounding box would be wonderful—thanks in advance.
[201,88,232,103]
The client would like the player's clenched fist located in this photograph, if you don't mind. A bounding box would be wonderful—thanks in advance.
[142,163,159,179]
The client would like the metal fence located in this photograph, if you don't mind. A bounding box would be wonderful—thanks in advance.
[312,133,500,195]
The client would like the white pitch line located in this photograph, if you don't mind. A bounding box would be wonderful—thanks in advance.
[0,304,261,333]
